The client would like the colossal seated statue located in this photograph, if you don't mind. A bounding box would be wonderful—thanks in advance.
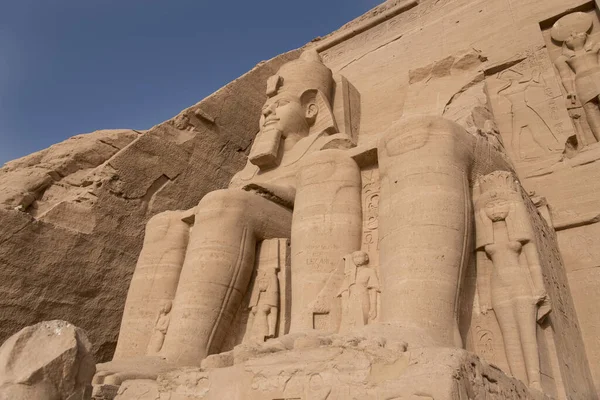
[97,50,363,380]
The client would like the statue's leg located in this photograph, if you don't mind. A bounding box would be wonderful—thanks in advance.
[257,304,270,340]
[268,306,278,337]
[512,117,522,160]
[114,210,190,360]
[161,189,292,365]
[515,298,542,389]
[377,116,473,347]
[584,101,600,142]
[244,307,258,344]
[290,150,362,333]
[495,302,528,384]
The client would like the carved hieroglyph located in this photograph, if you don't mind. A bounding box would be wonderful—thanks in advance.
[474,171,550,390]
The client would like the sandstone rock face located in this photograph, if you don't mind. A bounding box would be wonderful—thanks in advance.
[0,320,95,400]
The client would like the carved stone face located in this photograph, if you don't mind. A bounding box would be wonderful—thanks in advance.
[260,93,310,138]
[565,31,588,50]
[352,251,369,267]
[484,197,510,222]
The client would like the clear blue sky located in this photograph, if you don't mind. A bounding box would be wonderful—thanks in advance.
[0,0,381,165]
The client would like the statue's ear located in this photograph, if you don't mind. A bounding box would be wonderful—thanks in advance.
[300,89,318,124]
[301,89,337,135]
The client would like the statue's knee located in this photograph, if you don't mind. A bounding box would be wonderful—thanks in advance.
[197,189,250,209]
[147,210,183,226]
[378,116,473,160]
[259,304,271,314]
[195,189,254,222]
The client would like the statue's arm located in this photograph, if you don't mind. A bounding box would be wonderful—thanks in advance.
[522,241,546,300]
[476,249,493,314]
[242,183,296,208]
[554,56,576,100]
[270,271,280,292]
[368,270,380,320]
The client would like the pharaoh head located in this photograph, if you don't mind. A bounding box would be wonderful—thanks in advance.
[483,192,510,222]
[249,50,336,169]
[352,250,370,267]
[477,171,518,222]
[551,12,593,51]
[474,171,533,248]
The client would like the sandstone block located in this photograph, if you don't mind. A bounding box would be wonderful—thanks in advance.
[0,320,95,400]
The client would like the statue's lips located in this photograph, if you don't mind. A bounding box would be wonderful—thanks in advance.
[263,118,279,127]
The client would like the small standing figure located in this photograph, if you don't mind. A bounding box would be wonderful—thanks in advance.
[497,68,561,159]
[146,300,172,355]
[474,171,551,391]
[553,12,600,142]
[247,265,280,342]
[337,251,380,333]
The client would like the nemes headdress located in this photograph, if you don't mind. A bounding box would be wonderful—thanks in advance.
[249,50,337,170]
[267,50,334,104]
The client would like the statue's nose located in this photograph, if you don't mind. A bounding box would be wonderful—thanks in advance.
[263,103,276,118]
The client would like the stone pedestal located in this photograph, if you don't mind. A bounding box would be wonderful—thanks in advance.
[98,332,548,400]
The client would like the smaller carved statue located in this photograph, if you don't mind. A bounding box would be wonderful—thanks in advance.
[146,300,172,355]
[553,12,600,142]
[474,171,551,391]
[337,251,380,333]
[246,265,280,342]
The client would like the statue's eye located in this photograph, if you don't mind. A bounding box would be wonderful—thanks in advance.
[276,100,290,107]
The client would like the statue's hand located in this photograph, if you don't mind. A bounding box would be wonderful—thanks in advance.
[368,308,377,321]
[537,294,552,323]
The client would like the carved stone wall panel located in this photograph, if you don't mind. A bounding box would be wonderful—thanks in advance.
[360,167,380,265]
[484,52,573,173]
[319,0,587,153]
[556,223,600,389]
[520,180,595,395]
